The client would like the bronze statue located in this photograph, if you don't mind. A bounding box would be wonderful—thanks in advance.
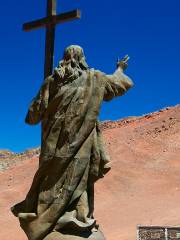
[11,45,133,240]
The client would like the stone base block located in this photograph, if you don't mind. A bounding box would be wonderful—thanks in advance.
[43,229,106,240]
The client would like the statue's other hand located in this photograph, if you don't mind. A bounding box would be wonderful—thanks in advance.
[117,55,130,71]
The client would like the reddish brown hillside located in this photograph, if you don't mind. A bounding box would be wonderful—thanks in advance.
[0,105,180,240]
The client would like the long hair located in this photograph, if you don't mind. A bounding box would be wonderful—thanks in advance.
[54,45,89,84]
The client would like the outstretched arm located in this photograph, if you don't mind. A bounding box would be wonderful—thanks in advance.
[25,76,53,125]
[103,56,134,101]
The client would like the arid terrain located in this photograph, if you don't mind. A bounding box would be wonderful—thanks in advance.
[0,105,180,240]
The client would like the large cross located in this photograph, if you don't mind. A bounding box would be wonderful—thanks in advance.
[23,0,81,79]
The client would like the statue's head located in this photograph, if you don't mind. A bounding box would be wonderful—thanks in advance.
[54,45,89,82]
[63,45,89,70]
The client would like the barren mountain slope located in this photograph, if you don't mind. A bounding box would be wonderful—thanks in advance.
[0,105,180,240]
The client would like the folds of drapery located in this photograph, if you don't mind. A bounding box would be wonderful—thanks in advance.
[11,68,133,240]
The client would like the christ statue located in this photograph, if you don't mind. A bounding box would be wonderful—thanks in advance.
[11,45,134,240]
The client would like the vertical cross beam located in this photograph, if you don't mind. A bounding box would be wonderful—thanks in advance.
[44,0,56,79]
[23,0,81,80]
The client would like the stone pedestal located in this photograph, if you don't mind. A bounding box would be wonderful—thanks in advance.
[43,229,106,240]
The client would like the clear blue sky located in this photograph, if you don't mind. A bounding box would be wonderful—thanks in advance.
[0,0,179,152]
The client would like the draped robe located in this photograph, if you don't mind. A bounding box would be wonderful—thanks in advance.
[11,67,133,240]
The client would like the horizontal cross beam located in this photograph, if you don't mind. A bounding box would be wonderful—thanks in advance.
[23,9,81,31]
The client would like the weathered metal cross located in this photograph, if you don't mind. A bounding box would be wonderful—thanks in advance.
[23,0,81,79]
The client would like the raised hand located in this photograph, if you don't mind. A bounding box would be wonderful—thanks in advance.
[117,55,130,71]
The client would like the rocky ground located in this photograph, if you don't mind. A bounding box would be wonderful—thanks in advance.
[0,105,180,240]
